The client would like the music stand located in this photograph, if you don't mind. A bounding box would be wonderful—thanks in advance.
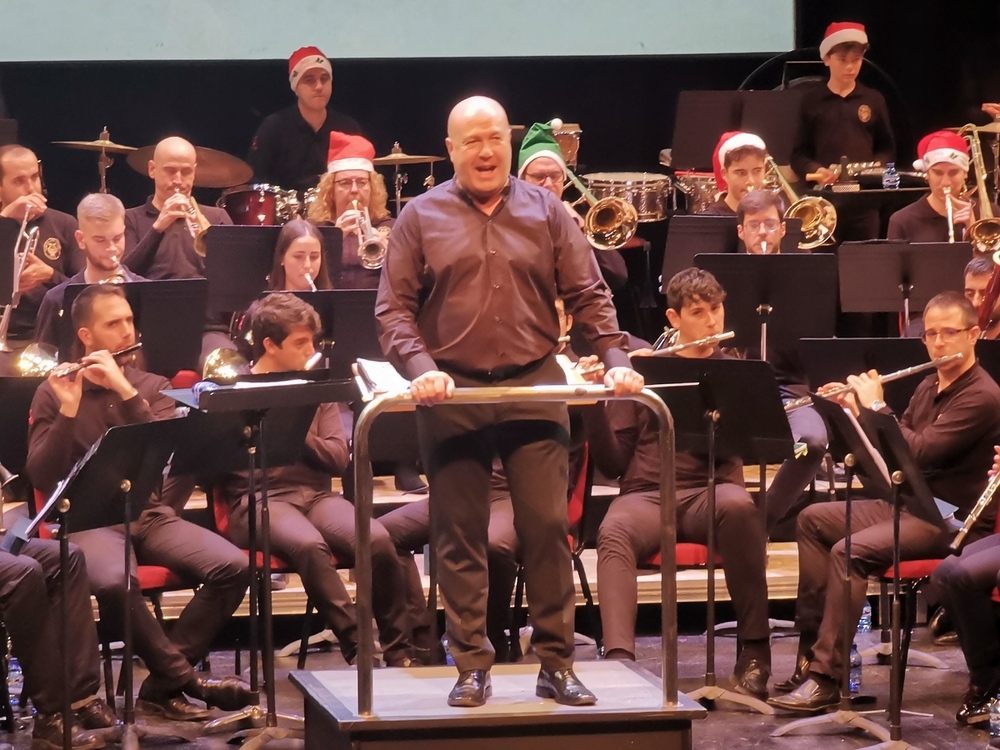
[0,217,14,305]
[695,253,837,360]
[5,420,191,750]
[632,356,793,715]
[838,242,973,330]
[166,379,356,746]
[59,280,207,377]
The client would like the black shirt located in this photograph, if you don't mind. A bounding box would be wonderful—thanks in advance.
[886,195,1000,243]
[123,197,232,280]
[790,81,895,180]
[248,105,362,193]
[702,198,735,216]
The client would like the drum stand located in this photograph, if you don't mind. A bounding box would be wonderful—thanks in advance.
[392,168,407,216]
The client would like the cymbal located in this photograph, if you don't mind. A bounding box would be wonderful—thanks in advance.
[373,152,445,167]
[126,145,253,189]
[53,138,136,154]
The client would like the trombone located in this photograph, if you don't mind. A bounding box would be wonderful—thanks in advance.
[565,168,638,251]
[957,124,1000,255]
[0,212,41,353]
[352,199,388,270]
[765,156,837,250]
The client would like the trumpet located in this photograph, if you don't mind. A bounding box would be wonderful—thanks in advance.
[943,186,956,244]
[783,353,963,413]
[0,212,41,353]
[649,331,735,356]
[766,156,837,250]
[565,167,638,251]
[176,188,211,256]
[352,199,388,270]
[950,471,1000,551]
[304,272,318,292]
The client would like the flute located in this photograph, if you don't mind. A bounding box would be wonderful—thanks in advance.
[783,353,964,413]
[304,272,318,292]
[950,471,1000,551]
[649,331,735,356]
[53,343,143,377]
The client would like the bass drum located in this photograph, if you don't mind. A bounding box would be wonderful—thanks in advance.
[217,183,300,225]
[582,172,672,222]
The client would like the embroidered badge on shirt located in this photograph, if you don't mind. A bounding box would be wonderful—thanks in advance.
[43,238,61,260]
[858,105,872,123]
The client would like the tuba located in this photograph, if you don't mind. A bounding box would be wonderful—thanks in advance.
[765,156,837,250]
[957,124,1000,255]
[565,167,638,251]
[352,199,388,270]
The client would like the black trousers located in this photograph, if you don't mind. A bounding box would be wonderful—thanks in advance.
[70,506,250,692]
[0,540,101,714]
[415,357,575,672]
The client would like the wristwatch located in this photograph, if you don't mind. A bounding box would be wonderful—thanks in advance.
[868,399,888,412]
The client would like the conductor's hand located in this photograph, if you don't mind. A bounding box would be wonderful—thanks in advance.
[818,380,858,416]
[847,370,883,410]
[604,366,644,396]
[48,366,84,418]
[812,166,838,186]
[410,370,455,405]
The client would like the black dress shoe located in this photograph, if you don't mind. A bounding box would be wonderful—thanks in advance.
[535,668,597,706]
[773,652,811,693]
[32,712,106,750]
[136,692,211,722]
[956,682,997,726]
[448,669,491,707]
[767,675,840,713]
[185,674,253,711]
[732,657,770,701]
[394,464,428,493]
[928,606,952,638]
[74,696,122,729]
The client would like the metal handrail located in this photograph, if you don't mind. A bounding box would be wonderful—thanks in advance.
[352,384,678,716]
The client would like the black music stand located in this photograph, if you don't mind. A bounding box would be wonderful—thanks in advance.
[838,242,973,330]
[5,420,192,750]
[59,280,207,376]
[772,396,891,742]
[632,356,793,715]
[0,217,14,304]
[695,253,837,360]
[166,379,356,747]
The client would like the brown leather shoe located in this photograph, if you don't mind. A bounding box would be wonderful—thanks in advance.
[32,712,106,750]
[447,669,491,707]
[768,675,840,713]
[184,675,253,711]
[74,697,122,730]
[732,656,770,701]
[773,651,811,693]
[535,668,597,706]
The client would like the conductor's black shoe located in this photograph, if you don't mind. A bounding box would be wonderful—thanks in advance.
[773,651,812,693]
[767,674,840,713]
[956,682,997,726]
[74,696,122,729]
[185,675,253,711]
[32,712,105,750]
[448,669,491,707]
[536,668,597,706]
[732,657,770,701]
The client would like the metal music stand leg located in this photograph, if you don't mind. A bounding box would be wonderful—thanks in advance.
[772,456,890,741]
[686,410,773,715]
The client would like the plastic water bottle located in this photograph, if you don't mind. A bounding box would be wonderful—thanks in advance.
[6,655,22,710]
[990,692,1000,742]
[848,643,862,693]
[442,636,455,667]
[882,162,900,190]
[858,599,872,634]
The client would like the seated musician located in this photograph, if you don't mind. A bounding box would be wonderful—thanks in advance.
[306,132,392,289]
[36,193,144,350]
[0,144,81,343]
[886,130,995,242]
[703,131,769,216]
[586,268,773,700]
[517,120,628,291]
[219,292,419,666]
[770,292,1000,713]
[248,47,363,195]
[267,218,333,291]
[26,284,253,721]
[789,22,895,241]
[965,255,1000,340]
[121,136,232,281]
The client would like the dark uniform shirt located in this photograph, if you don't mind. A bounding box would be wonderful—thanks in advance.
[375,178,631,380]
[0,209,81,340]
[122,197,232,280]
[790,81,895,180]
[702,197,735,216]
[248,105,362,194]
[886,196,1000,243]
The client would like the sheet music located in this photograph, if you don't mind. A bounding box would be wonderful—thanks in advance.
[356,358,411,394]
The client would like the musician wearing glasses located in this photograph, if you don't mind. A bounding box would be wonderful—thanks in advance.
[377,95,641,708]
[588,267,773,700]
[27,284,254,721]
[704,131,769,216]
[307,131,392,289]
[35,193,144,350]
[771,292,1000,713]
[964,256,1000,340]
[0,144,81,342]
[248,47,362,194]
[736,189,785,255]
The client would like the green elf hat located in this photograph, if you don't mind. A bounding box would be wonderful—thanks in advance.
[517,118,568,178]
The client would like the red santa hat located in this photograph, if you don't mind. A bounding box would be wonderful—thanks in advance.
[913,130,970,173]
[326,131,375,173]
[288,46,332,92]
[819,22,869,58]
[712,131,767,191]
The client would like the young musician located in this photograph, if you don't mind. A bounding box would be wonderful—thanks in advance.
[789,22,895,241]
[267,219,332,291]
[587,267,772,699]
[26,285,253,721]
[248,47,363,194]
[736,188,785,254]
[35,193,144,350]
[306,132,391,289]
[704,131,769,216]
[0,144,81,342]
[770,292,1000,713]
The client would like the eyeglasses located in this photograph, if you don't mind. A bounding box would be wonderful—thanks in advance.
[334,178,370,189]
[743,219,780,232]
[524,172,564,186]
[920,327,971,342]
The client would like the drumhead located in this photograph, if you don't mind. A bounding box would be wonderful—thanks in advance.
[583,172,669,185]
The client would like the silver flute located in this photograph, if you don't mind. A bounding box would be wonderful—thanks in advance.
[649,331,735,356]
